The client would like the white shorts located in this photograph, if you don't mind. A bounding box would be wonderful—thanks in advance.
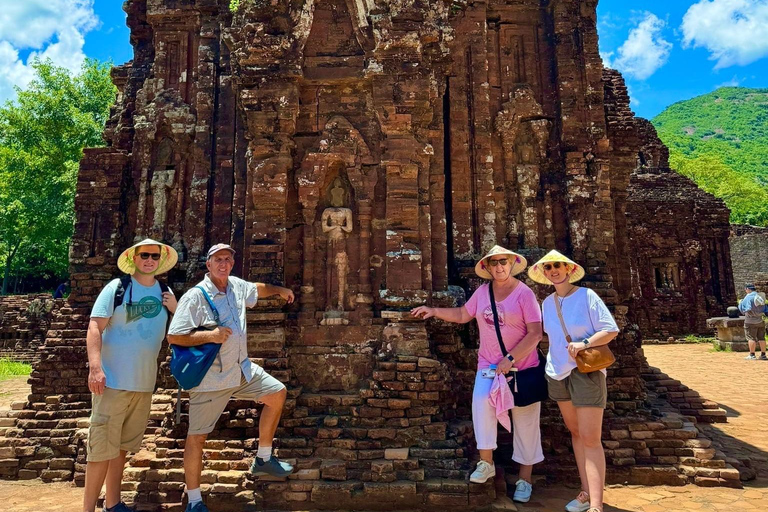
[472,372,544,465]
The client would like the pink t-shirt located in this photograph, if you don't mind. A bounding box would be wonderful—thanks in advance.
[464,282,542,371]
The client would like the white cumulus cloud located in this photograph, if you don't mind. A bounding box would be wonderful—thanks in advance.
[0,0,98,104]
[603,12,672,80]
[682,0,768,69]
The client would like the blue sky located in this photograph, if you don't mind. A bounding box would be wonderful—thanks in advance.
[1,1,767,120]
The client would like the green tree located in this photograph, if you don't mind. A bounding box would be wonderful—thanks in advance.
[0,58,116,294]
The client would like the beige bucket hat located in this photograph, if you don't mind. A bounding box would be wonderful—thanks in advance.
[117,238,178,276]
[475,245,528,279]
[528,249,585,285]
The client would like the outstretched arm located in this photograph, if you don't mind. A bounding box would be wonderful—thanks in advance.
[410,305,473,324]
[256,282,295,304]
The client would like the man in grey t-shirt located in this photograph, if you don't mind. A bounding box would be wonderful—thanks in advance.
[168,243,295,512]
[83,239,178,512]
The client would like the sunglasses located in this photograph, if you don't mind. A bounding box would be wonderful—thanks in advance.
[542,262,565,271]
[137,252,161,261]
[488,258,508,267]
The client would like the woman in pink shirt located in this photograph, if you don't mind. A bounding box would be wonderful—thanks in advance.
[411,245,544,503]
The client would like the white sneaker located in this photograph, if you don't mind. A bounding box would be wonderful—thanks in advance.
[512,479,532,502]
[565,491,591,512]
[469,460,495,483]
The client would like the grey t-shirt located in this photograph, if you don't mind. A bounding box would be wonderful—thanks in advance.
[168,274,259,392]
[90,278,171,392]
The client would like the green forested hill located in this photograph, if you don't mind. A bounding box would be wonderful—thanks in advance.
[652,87,768,226]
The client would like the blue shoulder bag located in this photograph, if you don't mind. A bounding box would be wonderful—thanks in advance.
[171,286,222,422]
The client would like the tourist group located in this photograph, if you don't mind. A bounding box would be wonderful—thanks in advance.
[82,239,619,512]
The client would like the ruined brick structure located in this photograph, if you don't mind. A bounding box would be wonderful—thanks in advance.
[0,295,59,363]
[730,224,768,298]
[0,0,743,508]
[601,69,735,338]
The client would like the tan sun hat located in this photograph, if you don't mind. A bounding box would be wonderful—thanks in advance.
[117,238,178,276]
[527,249,585,285]
[475,245,528,279]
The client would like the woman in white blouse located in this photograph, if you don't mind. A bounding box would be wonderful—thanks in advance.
[528,250,619,512]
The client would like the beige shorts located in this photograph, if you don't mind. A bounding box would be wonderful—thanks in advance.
[87,388,153,462]
[188,366,285,435]
[744,323,766,343]
[546,369,607,408]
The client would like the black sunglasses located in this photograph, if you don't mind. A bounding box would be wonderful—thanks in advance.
[137,252,161,261]
[488,258,508,267]
[542,262,564,271]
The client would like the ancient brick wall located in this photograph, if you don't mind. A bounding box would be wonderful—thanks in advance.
[730,225,768,298]
[0,0,741,505]
[0,295,60,363]
[602,69,736,338]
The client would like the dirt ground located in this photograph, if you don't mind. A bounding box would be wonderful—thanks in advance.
[0,344,766,512]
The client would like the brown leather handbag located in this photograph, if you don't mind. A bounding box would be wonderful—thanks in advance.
[553,291,615,373]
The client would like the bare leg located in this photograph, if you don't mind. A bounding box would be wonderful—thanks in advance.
[184,434,208,491]
[104,450,128,508]
[258,388,287,447]
[518,464,533,483]
[759,340,766,353]
[558,401,589,494]
[478,449,493,464]
[83,460,110,512]
[748,339,756,354]
[576,406,606,509]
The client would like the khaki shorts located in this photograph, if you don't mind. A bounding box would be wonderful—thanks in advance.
[744,323,766,343]
[546,369,607,408]
[188,366,285,435]
[87,388,152,462]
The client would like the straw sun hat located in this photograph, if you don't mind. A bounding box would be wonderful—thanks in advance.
[475,245,528,279]
[117,238,178,276]
[527,249,585,285]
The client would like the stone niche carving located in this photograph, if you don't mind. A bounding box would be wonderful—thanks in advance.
[296,116,376,324]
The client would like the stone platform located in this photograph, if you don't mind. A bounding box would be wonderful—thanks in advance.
[706,317,751,351]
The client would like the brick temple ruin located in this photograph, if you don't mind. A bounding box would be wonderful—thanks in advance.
[0,0,742,510]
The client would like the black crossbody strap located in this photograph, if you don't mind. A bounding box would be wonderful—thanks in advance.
[488,284,508,356]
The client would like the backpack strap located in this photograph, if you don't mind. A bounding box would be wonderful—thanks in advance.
[113,275,134,310]
[195,285,220,325]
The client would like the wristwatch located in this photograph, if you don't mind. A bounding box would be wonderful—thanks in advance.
[583,338,591,347]
[506,354,515,364]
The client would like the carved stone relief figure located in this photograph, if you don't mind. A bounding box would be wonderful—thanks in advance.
[149,139,176,235]
[321,178,353,311]
[495,85,551,248]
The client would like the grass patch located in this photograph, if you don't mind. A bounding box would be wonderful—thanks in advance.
[683,334,716,344]
[0,358,32,380]
[710,343,733,353]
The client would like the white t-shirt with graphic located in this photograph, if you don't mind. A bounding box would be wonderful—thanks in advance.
[91,277,171,392]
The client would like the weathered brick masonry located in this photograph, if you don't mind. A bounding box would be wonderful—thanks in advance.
[601,69,735,338]
[0,295,60,364]
[730,224,768,298]
[0,0,742,508]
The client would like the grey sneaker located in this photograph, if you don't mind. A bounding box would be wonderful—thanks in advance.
[105,503,133,512]
[760,353,767,360]
[184,502,209,512]
[250,456,294,477]
[746,354,757,360]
